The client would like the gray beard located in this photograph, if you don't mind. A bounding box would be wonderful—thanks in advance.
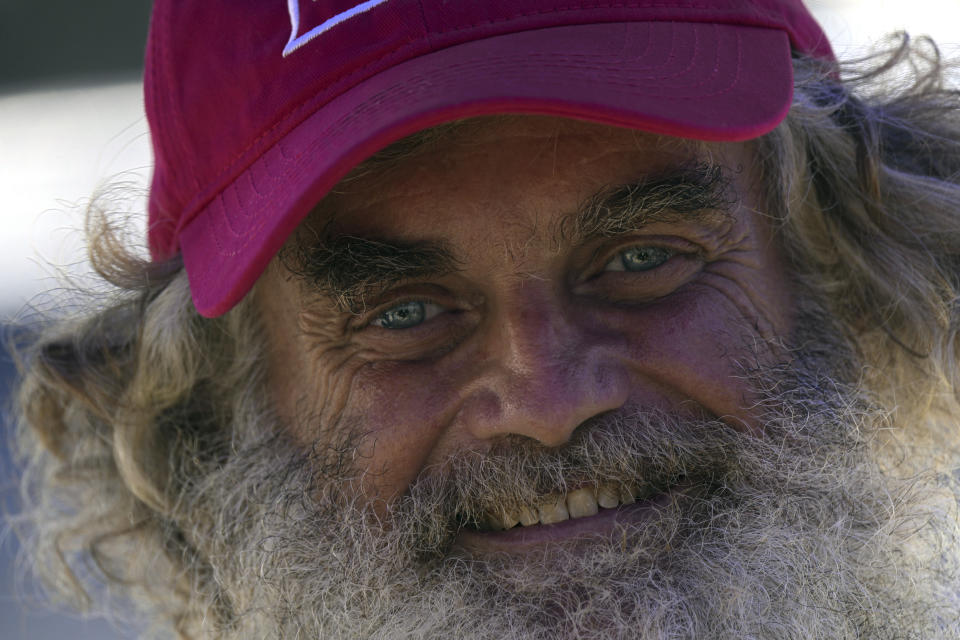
[180,342,960,639]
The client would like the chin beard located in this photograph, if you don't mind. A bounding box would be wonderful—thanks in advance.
[179,345,960,639]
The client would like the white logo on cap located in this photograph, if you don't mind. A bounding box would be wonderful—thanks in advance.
[284,0,390,57]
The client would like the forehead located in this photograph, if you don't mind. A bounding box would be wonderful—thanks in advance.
[310,116,733,238]
[291,116,748,278]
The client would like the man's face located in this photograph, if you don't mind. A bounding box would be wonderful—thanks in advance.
[258,116,792,525]
[196,117,952,637]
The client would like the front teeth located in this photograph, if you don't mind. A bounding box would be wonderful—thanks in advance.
[483,483,638,531]
[518,505,539,526]
[538,495,569,525]
[566,487,599,519]
[596,485,619,509]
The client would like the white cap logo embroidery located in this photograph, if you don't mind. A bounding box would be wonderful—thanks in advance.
[284,0,391,57]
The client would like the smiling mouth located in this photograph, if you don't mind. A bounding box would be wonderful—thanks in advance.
[452,476,689,553]
[469,480,667,532]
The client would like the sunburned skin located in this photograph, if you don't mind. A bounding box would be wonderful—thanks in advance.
[255,116,794,546]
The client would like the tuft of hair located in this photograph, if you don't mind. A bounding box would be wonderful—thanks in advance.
[9,194,269,636]
[754,34,960,468]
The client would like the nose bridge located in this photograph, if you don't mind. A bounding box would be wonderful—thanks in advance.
[462,282,628,447]
[501,287,568,376]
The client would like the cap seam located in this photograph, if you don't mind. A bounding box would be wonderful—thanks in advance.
[160,2,201,193]
[417,0,432,47]
[425,1,791,41]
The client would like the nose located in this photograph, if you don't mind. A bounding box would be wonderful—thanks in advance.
[459,287,630,447]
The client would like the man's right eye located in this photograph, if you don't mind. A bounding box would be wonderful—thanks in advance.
[602,245,674,273]
[372,300,443,330]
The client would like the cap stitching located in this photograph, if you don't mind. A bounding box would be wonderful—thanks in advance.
[161,4,202,193]
[417,0,432,47]
[429,1,785,39]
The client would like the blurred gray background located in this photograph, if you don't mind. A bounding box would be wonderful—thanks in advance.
[1,1,958,639]
[0,2,151,90]
[1,3,151,639]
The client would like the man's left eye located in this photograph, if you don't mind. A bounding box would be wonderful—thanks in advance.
[603,246,674,272]
[372,300,444,330]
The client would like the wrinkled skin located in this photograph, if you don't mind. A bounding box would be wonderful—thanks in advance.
[208,117,960,638]
[257,117,792,517]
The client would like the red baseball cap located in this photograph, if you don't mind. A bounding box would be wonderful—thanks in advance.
[145,0,834,317]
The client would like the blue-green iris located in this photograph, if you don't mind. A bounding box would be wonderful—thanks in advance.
[619,246,672,272]
[375,301,426,330]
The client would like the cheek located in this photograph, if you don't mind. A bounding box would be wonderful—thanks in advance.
[606,286,775,433]
[330,358,464,503]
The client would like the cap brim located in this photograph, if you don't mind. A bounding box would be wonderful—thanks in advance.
[180,21,793,317]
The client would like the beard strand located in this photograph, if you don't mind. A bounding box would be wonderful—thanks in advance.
[177,352,960,639]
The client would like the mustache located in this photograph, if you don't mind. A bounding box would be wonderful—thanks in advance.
[270,360,873,562]
[414,410,729,511]
[386,393,862,556]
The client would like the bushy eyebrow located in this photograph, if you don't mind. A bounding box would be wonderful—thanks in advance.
[561,161,737,242]
[287,161,736,314]
[284,232,458,314]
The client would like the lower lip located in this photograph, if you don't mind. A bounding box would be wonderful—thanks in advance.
[454,486,684,554]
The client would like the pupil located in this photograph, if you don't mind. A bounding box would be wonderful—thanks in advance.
[622,247,670,271]
[381,301,425,329]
